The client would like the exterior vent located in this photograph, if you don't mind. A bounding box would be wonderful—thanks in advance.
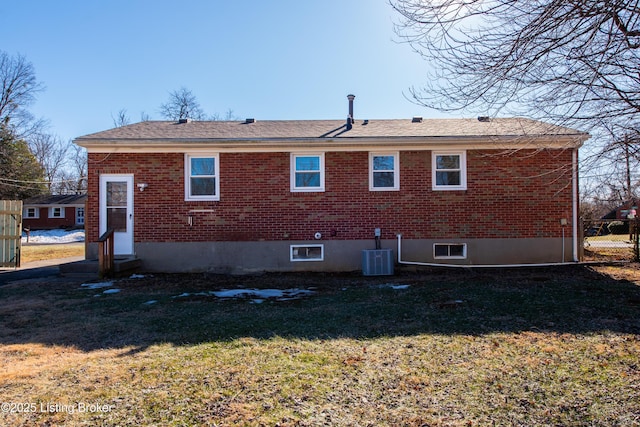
[478,116,490,122]
[411,116,423,123]
[245,118,256,124]
[362,249,394,276]
[178,118,191,124]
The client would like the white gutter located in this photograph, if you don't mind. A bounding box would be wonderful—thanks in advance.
[75,134,587,153]
[396,234,578,269]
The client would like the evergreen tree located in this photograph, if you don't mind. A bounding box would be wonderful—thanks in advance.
[0,124,47,199]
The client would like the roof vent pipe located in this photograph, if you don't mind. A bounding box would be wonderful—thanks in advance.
[346,94,355,130]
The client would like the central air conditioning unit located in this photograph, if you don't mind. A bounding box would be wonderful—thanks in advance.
[362,249,394,276]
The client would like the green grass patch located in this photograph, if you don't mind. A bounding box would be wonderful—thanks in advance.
[1,266,639,425]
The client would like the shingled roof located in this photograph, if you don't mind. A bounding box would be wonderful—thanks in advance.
[77,117,585,140]
[23,194,87,205]
[74,118,589,153]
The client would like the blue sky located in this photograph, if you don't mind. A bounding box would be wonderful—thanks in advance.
[1,0,455,143]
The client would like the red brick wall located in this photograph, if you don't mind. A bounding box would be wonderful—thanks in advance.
[23,206,79,230]
[86,149,574,244]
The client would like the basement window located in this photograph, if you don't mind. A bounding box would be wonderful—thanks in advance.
[433,243,467,259]
[290,244,324,262]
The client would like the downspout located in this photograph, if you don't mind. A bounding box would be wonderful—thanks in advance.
[396,141,585,268]
[572,148,579,262]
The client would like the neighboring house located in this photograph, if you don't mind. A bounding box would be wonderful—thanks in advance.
[603,200,638,220]
[22,194,87,230]
[74,96,589,273]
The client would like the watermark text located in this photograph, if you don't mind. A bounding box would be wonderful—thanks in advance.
[1,402,114,414]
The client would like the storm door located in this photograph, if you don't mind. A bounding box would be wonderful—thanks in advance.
[99,174,134,255]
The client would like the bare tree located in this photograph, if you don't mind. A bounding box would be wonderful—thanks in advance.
[392,1,640,209]
[222,108,238,121]
[0,50,45,137]
[158,87,206,121]
[583,127,640,197]
[111,108,131,127]
[56,144,87,194]
[28,132,70,193]
[209,108,239,121]
[391,1,640,130]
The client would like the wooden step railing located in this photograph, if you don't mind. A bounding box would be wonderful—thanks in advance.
[98,228,115,277]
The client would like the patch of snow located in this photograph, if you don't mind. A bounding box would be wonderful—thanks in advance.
[143,300,158,305]
[374,283,411,290]
[103,288,120,294]
[172,288,316,302]
[213,288,315,300]
[130,274,146,279]
[81,281,114,289]
[214,289,278,298]
[22,229,85,244]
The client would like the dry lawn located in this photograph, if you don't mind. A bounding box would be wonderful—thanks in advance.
[0,264,639,426]
[20,243,84,264]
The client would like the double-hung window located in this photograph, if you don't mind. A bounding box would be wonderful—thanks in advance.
[24,207,38,219]
[432,151,467,190]
[185,154,220,201]
[291,153,325,192]
[370,152,399,191]
[49,207,64,218]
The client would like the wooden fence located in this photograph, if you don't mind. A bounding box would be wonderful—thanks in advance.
[0,200,22,268]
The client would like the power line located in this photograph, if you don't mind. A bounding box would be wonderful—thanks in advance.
[0,176,85,185]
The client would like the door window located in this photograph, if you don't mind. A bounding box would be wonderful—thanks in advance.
[106,181,128,232]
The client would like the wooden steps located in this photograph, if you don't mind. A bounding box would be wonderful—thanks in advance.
[60,257,142,279]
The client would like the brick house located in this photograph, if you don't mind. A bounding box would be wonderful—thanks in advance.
[74,98,588,273]
[22,194,86,230]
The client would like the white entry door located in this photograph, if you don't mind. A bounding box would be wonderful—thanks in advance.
[99,174,134,255]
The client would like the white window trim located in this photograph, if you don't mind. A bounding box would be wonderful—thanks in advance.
[290,153,325,192]
[24,207,39,219]
[290,244,324,262]
[432,151,467,191]
[49,207,65,218]
[433,243,467,259]
[185,153,220,201]
[369,152,400,191]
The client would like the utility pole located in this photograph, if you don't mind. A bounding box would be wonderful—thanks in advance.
[625,135,632,201]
